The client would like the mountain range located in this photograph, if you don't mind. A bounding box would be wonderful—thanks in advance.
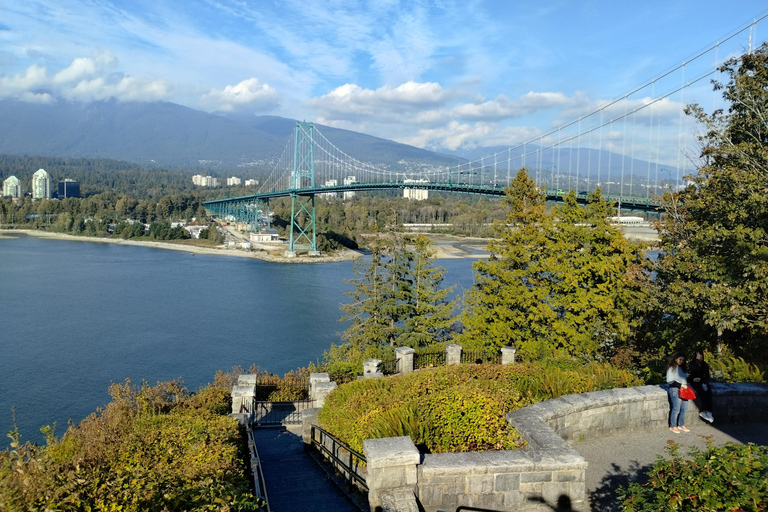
[0,99,459,171]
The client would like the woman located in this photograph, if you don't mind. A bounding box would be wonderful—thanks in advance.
[665,352,691,433]
[689,350,714,423]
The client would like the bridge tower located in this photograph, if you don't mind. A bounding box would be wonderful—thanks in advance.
[286,122,319,256]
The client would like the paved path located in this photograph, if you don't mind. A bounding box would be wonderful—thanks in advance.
[573,420,768,512]
[253,426,362,512]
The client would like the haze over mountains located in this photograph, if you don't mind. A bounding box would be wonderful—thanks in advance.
[0,99,460,171]
[0,99,681,189]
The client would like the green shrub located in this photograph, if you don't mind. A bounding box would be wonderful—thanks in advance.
[618,441,768,511]
[318,362,642,455]
[0,380,263,512]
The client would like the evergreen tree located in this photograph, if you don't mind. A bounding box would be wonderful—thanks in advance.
[460,169,639,359]
[399,235,458,347]
[643,44,768,360]
[340,237,392,349]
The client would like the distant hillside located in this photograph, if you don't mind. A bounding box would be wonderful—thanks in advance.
[0,100,459,171]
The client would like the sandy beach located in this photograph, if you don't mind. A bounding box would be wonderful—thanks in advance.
[0,229,490,262]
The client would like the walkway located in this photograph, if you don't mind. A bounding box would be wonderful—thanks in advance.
[574,420,768,512]
[252,426,363,512]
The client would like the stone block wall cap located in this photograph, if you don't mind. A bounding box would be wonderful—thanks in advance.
[309,373,330,383]
[395,346,416,354]
[314,381,337,391]
[445,343,461,349]
[301,408,320,419]
[364,358,383,363]
[231,385,256,396]
[364,436,420,468]
[237,374,259,386]
[419,451,487,475]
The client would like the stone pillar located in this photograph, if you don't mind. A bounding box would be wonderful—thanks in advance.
[446,343,462,366]
[313,381,337,408]
[501,346,517,365]
[230,384,256,424]
[309,373,337,408]
[396,347,415,375]
[237,374,259,387]
[301,407,320,446]
[309,372,330,400]
[364,358,383,377]
[363,436,421,511]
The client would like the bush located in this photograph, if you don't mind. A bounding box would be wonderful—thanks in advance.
[618,441,768,511]
[0,380,263,512]
[318,362,642,455]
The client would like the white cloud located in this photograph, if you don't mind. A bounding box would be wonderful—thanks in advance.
[62,75,172,102]
[309,81,451,125]
[200,78,280,112]
[452,92,572,121]
[53,52,116,83]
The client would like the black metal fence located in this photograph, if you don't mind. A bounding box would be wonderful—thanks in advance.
[310,424,368,492]
[461,349,502,364]
[380,357,397,375]
[253,375,309,401]
[414,347,446,369]
[246,428,270,511]
[252,399,314,426]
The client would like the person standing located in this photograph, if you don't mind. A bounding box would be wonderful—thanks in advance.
[665,352,691,433]
[689,350,714,423]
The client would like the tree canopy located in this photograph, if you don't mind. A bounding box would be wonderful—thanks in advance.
[460,168,640,360]
[642,43,768,361]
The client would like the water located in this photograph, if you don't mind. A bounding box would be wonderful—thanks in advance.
[0,234,478,446]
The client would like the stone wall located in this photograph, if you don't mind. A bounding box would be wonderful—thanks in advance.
[300,378,768,512]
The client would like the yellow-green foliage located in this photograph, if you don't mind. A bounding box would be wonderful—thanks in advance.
[707,355,766,383]
[318,362,642,455]
[0,380,262,512]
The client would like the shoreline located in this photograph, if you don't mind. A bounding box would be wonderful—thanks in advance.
[0,229,491,261]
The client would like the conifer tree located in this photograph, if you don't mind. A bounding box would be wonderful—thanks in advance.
[460,169,639,359]
[399,235,458,347]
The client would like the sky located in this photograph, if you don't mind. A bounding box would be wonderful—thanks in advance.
[1,1,767,154]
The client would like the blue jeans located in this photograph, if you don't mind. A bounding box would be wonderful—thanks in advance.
[668,386,689,427]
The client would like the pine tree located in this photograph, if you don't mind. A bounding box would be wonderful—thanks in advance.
[645,44,768,359]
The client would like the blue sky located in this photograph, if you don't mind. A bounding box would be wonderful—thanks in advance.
[1,1,766,154]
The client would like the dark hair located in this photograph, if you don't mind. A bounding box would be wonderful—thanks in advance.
[666,352,686,371]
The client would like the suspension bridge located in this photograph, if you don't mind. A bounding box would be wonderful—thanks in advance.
[205,16,768,254]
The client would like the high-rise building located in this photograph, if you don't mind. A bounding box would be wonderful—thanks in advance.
[32,169,52,199]
[2,176,21,198]
[245,179,259,187]
[403,179,429,200]
[343,176,357,200]
[226,177,242,186]
[58,179,80,199]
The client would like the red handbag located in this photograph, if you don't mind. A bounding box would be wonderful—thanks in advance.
[679,386,696,400]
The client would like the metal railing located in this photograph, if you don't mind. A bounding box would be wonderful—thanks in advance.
[247,427,270,512]
[253,399,314,426]
[310,424,368,492]
[414,348,446,369]
[461,350,501,364]
[380,357,397,375]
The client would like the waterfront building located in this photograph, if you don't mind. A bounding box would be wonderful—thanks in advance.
[32,169,52,199]
[404,178,429,200]
[2,175,22,198]
[193,175,219,187]
[58,179,80,199]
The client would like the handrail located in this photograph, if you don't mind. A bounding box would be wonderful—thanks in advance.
[247,427,270,512]
[310,424,368,491]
